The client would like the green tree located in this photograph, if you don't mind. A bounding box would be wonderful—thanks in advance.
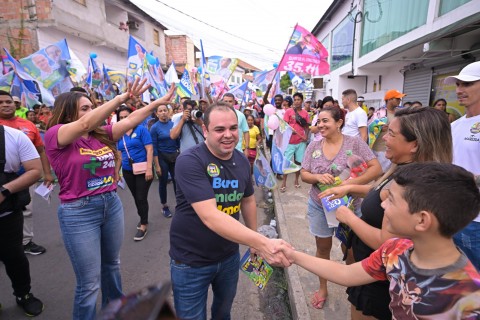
[280,73,291,93]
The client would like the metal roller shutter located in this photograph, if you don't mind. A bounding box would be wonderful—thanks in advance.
[403,68,432,106]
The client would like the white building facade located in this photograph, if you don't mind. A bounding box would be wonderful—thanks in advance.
[312,0,480,116]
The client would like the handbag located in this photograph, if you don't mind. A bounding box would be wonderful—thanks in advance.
[0,126,31,213]
[294,108,308,127]
[122,135,148,175]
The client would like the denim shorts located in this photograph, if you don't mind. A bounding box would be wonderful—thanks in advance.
[307,197,361,238]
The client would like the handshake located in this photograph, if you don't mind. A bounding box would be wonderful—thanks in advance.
[250,238,297,268]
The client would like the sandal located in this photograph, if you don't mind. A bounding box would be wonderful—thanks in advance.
[295,184,301,188]
[311,291,327,309]
[279,186,287,193]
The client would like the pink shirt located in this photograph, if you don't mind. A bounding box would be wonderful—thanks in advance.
[284,108,309,144]
[45,124,117,203]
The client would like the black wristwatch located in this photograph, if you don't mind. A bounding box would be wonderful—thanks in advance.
[0,186,11,198]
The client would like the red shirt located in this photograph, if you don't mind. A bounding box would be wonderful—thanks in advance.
[284,108,309,144]
[0,116,44,147]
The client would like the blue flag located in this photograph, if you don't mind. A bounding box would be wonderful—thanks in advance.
[127,36,147,82]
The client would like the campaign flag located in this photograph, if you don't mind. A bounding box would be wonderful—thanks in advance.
[165,62,179,85]
[100,64,116,100]
[68,48,87,83]
[227,81,249,102]
[127,36,146,81]
[0,71,14,92]
[278,24,329,76]
[206,56,238,83]
[1,55,13,74]
[86,55,102,88]
[177,66,194,98]
[210,78,228,99]
[19,39,71,90]
[270,118,301,174]
[106,69,127,92]
[252,69,276,93]
[3,49,55,107]
[253,150,277,189]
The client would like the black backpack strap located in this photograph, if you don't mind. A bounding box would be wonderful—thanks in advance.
[0,125,5,173]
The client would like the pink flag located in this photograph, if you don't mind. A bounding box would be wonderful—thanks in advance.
[278,24,329,76]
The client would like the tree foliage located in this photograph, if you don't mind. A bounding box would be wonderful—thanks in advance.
[280,73,291,93]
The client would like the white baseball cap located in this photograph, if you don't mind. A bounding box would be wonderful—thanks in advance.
[444,61,480,85]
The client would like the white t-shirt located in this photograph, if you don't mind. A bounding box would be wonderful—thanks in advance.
[342,107,367,138]
[3,126,40,173]
[451,114,480,222]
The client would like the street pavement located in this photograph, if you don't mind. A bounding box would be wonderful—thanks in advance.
[275,178,350,320]
[0,181,267,319]
[0,177,350,319]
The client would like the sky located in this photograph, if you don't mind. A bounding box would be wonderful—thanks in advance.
[130,0,333,70]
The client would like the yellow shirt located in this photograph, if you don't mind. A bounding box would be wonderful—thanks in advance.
[243,125,260,149]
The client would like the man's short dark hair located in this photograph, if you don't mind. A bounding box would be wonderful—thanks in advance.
[203,102,237,129]
[293,92,303,100]
[183,99,197,109]
[274,94,283,100]
[369,107,375,111]
[222,92,235,100]
[393,162,480,237]
[0,90,12,98]
[342,89,357,100]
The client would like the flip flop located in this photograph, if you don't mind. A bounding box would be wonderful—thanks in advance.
[311,291,327,309]
[280,186,287,193]
[295,184,301,188]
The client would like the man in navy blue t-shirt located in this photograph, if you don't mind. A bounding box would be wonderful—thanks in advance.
[169,102,292,319]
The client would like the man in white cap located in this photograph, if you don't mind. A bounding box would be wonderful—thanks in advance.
[444,61,480,271]
[357,96,368,114]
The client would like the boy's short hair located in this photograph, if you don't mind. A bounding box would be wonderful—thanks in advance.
[293,92,303,100]
[393,162,480,237]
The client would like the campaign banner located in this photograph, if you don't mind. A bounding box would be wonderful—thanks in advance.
[227,81,249,102]
[176,66,194,98]
[206,56,238,83]
[106,69,126,92]
[278,24,329,76]
[19,39,71,91]
[270,118,301,174]
[252,69,276,93]
[253,150,277,189]
[86,55,102,89]
[100,64,116,101]
[1,55,13,74]
[0,71,14,92]
[127,36,147,81]
[4,49,55,107]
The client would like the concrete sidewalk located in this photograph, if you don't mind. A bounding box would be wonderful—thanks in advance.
[274,178,351,320]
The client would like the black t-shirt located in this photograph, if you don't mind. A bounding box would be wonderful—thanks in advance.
[351,175,393,262]
[169,143,254,266]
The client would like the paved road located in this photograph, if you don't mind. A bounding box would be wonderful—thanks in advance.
[0,181,270,319]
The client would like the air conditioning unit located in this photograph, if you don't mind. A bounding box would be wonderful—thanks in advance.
[127,21,139,30]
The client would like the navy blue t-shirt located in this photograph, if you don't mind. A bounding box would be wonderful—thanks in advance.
[169,143,254,266]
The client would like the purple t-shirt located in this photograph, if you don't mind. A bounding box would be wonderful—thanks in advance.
[45,124,117,203]
[302,135,375,207]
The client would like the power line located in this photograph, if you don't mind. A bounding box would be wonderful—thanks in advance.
[143,0,283,54]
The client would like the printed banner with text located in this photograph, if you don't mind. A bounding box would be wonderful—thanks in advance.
[278,24,329,76]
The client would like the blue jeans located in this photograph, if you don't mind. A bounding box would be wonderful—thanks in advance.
[454,221,480,271]
[58,191,124,320]
[170,252,240,320]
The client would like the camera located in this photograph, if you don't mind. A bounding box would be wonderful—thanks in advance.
[190,109,203,120]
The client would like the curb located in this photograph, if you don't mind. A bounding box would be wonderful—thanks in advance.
[274,188,311,320]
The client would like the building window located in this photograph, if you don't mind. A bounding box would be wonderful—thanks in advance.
[153,29,160,46]
[73,0,87,5]
[331,14,354,71]
[361,0,428,56]
[439,0,471,16]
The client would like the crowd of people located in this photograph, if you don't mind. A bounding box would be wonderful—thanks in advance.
[0,61,479,320]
